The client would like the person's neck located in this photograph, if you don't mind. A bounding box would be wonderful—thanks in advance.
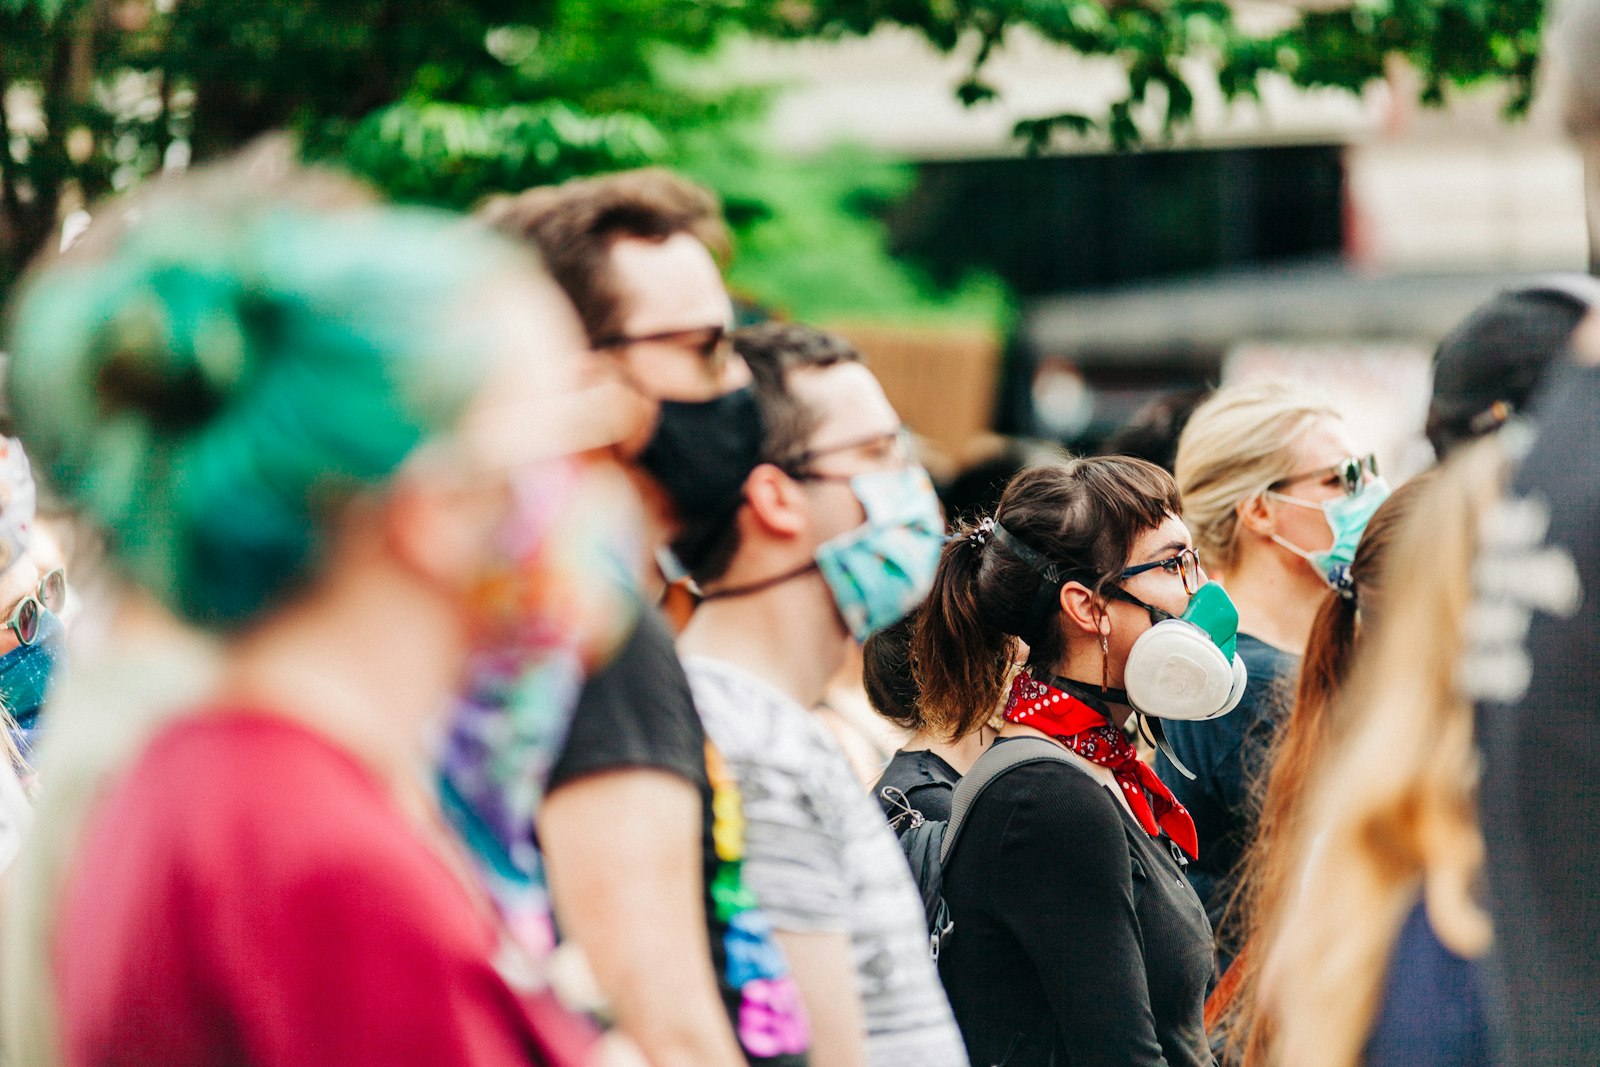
[1046,647,1135,728]
[678,564,846,710]
[905,725,993,776]
[1217,551,1325,655]
[222,572,464,815]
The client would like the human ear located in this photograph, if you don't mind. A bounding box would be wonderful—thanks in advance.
[1236,491,1277,538]
[380,476,507,591]
[740,464,808,540]
[1057,582,1107,640]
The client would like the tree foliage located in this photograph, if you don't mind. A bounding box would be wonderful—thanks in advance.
[0,0,1553,303]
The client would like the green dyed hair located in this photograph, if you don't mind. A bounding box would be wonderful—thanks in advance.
[5,151,529,629]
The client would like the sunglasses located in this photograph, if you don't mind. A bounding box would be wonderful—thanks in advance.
[5,568,66,647]
[593,324,735,369]
[783,426,913,481]
[1268,453,1378,497]
[1118,547,1203,596]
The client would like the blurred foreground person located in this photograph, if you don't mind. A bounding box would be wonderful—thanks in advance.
[0,150,623,1066]
[483,172,808,1067]
[1208,472,1432,1065]
[868,610,992,829]
[676,324,965,1067]
[917,457,1241,1067]
[1163,382,1386,969]
[1262,441,1504,1067]
[1426,277,1599,460]
[1468,7,1600,1063]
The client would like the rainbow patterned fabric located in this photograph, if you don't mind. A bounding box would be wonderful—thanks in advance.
[704,742,811,1061]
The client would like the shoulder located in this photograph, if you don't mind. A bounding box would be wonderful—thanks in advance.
[684,657,824,763]
[878,749,958,796]
[976,750,1128,849]
[877,750,955,823]
[550,610,704,790]
[83,714,476,919]
[1236,634,1299,693]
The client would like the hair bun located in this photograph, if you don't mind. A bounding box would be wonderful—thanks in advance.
[90,273,251,433]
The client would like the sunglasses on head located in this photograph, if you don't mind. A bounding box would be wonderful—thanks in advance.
[1268,453,1378,497]
[5,568,65,647]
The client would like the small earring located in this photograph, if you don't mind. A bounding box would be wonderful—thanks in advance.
[1100,630,1111,691]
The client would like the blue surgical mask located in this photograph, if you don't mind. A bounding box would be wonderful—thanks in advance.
[1,607,65,745]
[1269,477,1391,588]
[814,467,945,643]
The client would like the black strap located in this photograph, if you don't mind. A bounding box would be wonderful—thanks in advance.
[698,559,818,601]
[940,737,1086,866]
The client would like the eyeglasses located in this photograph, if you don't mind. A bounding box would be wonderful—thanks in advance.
[1117,548,1203,596]
[593,324,734,371]
[783,426,913,481]
[5,568,65,647]
[1268,453,1378,497]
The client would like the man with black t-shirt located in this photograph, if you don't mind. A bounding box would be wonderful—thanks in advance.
[480,172,808,1067]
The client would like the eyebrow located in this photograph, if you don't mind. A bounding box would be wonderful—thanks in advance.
[1138,541,1189,564]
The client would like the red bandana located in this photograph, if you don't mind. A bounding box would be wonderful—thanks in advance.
[1003,672,1198,859]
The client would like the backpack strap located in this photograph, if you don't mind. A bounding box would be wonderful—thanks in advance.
[939,736,1082,866]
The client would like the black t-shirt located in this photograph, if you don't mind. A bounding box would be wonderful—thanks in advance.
[875,748,961,827]
[1155,633,1298,969]
[1471,363,1600,1067]
[940,739,1216,1067]
[547,609,807,1067]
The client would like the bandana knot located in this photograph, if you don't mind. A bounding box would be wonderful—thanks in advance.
[1003,671,1199,859]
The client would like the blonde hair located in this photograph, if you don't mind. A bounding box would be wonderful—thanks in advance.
[1175,381,1341,574]
[1259,438,1504,1067]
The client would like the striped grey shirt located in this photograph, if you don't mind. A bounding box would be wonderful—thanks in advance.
[685,656,969,1067]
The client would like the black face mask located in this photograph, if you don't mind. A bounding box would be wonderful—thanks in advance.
[636,385,764,525]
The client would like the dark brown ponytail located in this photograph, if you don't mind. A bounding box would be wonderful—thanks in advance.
[913,522,1018,740]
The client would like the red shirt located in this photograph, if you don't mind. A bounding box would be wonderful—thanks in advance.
[58,712,595,1067]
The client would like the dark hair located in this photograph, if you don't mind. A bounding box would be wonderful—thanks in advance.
[1101,387,1213,474]
[674,322,863,583]
[863,612,923,733]
[478,168,729,345]
[913,456,1181,740]
[1212,468,1434,1065]
[1426,282,1596,459]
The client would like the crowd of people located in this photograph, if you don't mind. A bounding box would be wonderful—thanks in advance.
[0,8,1597,1067]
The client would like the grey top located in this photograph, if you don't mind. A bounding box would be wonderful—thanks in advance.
[685,656,969,1067]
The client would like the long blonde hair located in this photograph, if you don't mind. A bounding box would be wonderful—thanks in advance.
[1175,381,1341,575]
[1260,439,1503,1067]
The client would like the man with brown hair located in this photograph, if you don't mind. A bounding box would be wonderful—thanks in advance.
[482,171,807,1067]
[678,323,964,1067]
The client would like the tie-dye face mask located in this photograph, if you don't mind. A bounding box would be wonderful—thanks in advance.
[438,456,641,958]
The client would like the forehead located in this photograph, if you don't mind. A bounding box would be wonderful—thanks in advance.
[454,270,612,463]
[1287,415,1356,470]
[608,234,732,336]
[1126,512,1193,563]
[790,361,898,442]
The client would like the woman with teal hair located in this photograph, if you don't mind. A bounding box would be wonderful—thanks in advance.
[0,146,639,1067]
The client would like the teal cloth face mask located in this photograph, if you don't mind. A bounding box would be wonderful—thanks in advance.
[1269,476,1391,589]
[814,467,945,643]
